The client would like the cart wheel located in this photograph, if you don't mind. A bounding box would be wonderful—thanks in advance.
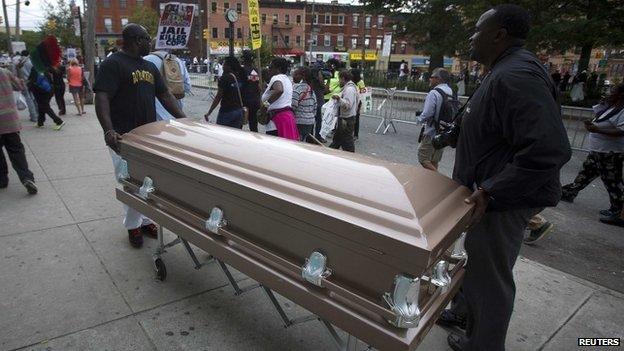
[154,258,167,281]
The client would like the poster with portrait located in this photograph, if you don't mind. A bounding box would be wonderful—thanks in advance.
[156,2,196,50]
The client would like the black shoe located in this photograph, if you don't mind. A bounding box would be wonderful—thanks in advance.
[524,221,554,245]
[599,215,624,228]
[22,179,38,195]
[436,309,467,330]
[599,208,620,217]
[560,193,574,203]
[447,333,467,351]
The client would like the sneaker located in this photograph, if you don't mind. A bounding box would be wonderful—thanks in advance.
[436,309,467,330]
[141,223,158,239]
[22,179,38,195]
[599,214,624,228]
[53,121,66,131]
[128,228,143,248]
[599,208,620,217]
[524,221,554,245]
[447,333,468,351]
[36,124,44,128]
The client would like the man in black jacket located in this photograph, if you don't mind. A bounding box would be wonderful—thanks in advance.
[441,5,571,351]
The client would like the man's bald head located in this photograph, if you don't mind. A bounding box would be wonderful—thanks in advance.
[121,23,151,56]
[122,24,148,43]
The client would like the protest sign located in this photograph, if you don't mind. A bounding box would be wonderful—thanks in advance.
[156,3,196,50]
[248,0,262,49]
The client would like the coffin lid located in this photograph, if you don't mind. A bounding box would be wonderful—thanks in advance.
[122,120,472,264]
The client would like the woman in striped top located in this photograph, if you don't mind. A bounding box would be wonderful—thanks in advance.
[291,67,317,142]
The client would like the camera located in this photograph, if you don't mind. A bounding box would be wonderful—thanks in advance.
[431,123,461,149]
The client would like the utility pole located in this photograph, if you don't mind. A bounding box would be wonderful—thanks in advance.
[197,0,203,59]
[14,0,19,41]
[2,0,12,54]
[307,0,315,64]
[84,0,95,103]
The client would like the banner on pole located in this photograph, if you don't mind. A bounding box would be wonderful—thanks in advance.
[72,6,81,37]
[156,2,196,50]
[382,32,392,57]
[248,0,262,49]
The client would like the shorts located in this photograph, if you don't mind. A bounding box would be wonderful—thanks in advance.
[69,85,83,94]
[418,134,444,165]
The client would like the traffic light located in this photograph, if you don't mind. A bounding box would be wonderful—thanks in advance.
[203,28,209,39]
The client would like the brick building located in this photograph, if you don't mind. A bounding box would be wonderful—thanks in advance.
[205,0,306,58]
[95,0,207,59]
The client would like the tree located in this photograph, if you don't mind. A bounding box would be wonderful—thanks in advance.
[363,0,467,72]
[21,30,43,51]
[40,0,81,47]
[129,6,160,38]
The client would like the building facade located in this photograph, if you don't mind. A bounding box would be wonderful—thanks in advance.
[205,0,306,58]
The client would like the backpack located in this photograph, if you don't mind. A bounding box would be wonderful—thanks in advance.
[433,87,460,132]
[35,73,52,93]
[154,52,185,99]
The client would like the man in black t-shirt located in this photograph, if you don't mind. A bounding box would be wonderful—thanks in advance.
[94,23,187,249]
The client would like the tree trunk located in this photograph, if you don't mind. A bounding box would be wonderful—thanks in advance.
[428,51,444,72]
[577,43,593,73]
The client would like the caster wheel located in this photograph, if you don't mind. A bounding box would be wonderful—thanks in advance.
[154,258,167,281]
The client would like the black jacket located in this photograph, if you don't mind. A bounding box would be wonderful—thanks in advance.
[453,47,572,211]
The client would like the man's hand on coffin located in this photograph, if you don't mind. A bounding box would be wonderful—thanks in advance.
[464,188,490,228]
[158,90,188,119]
[104,130,122,153]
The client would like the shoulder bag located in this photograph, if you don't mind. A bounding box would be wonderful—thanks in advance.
[230,73,249,125]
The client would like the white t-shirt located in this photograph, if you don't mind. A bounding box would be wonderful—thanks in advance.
[399,63,407,77]
[261,74,293,131]
[589,107,624,153]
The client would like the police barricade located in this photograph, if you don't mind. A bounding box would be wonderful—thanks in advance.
[561,106,594,152]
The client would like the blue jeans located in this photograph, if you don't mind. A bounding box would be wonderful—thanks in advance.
[22,89,39,122]
[217,109,243,129]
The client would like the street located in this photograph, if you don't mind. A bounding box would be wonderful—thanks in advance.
[0,90,622,351]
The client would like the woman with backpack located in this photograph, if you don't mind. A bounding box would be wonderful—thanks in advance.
[204,56,246,129]
[351,68,365,140]
[28,66,65,130]
[67,59,85,115]
[291,67,317,142]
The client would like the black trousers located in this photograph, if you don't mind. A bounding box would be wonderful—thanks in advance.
[0,132,34,184]
[354,101,362,138]
[314,96,325,138]
[452,208,540,351]
[562,151,624,211]
[247,104,260,132]
[329,116,355,152]
[33,90,63,126]
[54,85,66,114]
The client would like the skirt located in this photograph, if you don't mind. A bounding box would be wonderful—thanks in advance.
[271,109,299,140]
[69,85,83,94]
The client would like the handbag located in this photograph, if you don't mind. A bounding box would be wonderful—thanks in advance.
[230,73,249,125]
[14,92,27,111]
[257,104,270,125]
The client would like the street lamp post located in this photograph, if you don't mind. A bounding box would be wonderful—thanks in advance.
[387,24,397,74]
[2,0,11,54]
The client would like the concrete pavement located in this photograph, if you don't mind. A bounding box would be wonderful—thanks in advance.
[0,93,622,351]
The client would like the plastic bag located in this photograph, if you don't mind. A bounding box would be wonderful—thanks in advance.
[14,92,27,111]
[320,100,338,139]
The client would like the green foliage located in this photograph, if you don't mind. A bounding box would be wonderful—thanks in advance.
[257,41,275,69]
[21,30,43,51]
[40,0,81,47]
[129,6,160,38]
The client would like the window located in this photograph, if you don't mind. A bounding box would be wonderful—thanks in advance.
[296,15,301,25]
[272,36,278,45]
[312,35,317,46]
[236,3,242,13]
[261,13,266,24]
[225,27,231,39]
[352,14,358,28]
[313,14,318,25]
[285,14,290,25]
[377,15,384,28]
[324,34,331,47]
[212,27,218,39]
[337,33,344,47]
[237,28,243,39]
[102,0,110,8]
[325,13,331,24]
[364,37,370,48]
[136,0,143,6]
[262,34,267,43]
[400,42,407,54]
[273,14,278,24]
[224,2,229,13]
[391,42,396,54]
[365,16,371,29]
[376,37,382,49]
[284,35,290,46]
[351,37,357,49]
[119,0,127,8]
[121,18,128,27]
[337,15,344,25]
[104,18,113,33]
[211,2,217,13]
[296,35,301,46]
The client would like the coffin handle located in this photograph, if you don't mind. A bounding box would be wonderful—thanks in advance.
[302,251,332,287]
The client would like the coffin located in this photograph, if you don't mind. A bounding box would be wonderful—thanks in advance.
[115,119,473,350]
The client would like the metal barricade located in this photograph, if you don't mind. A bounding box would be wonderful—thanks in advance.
[561,106,593,152]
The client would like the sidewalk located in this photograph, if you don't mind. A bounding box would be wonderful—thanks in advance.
[0,99,622,351]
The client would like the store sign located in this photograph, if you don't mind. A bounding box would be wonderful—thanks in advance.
[349,50,377,61]
[248,0,262,49]
[156,2,196,49]
[210,40,249,55]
